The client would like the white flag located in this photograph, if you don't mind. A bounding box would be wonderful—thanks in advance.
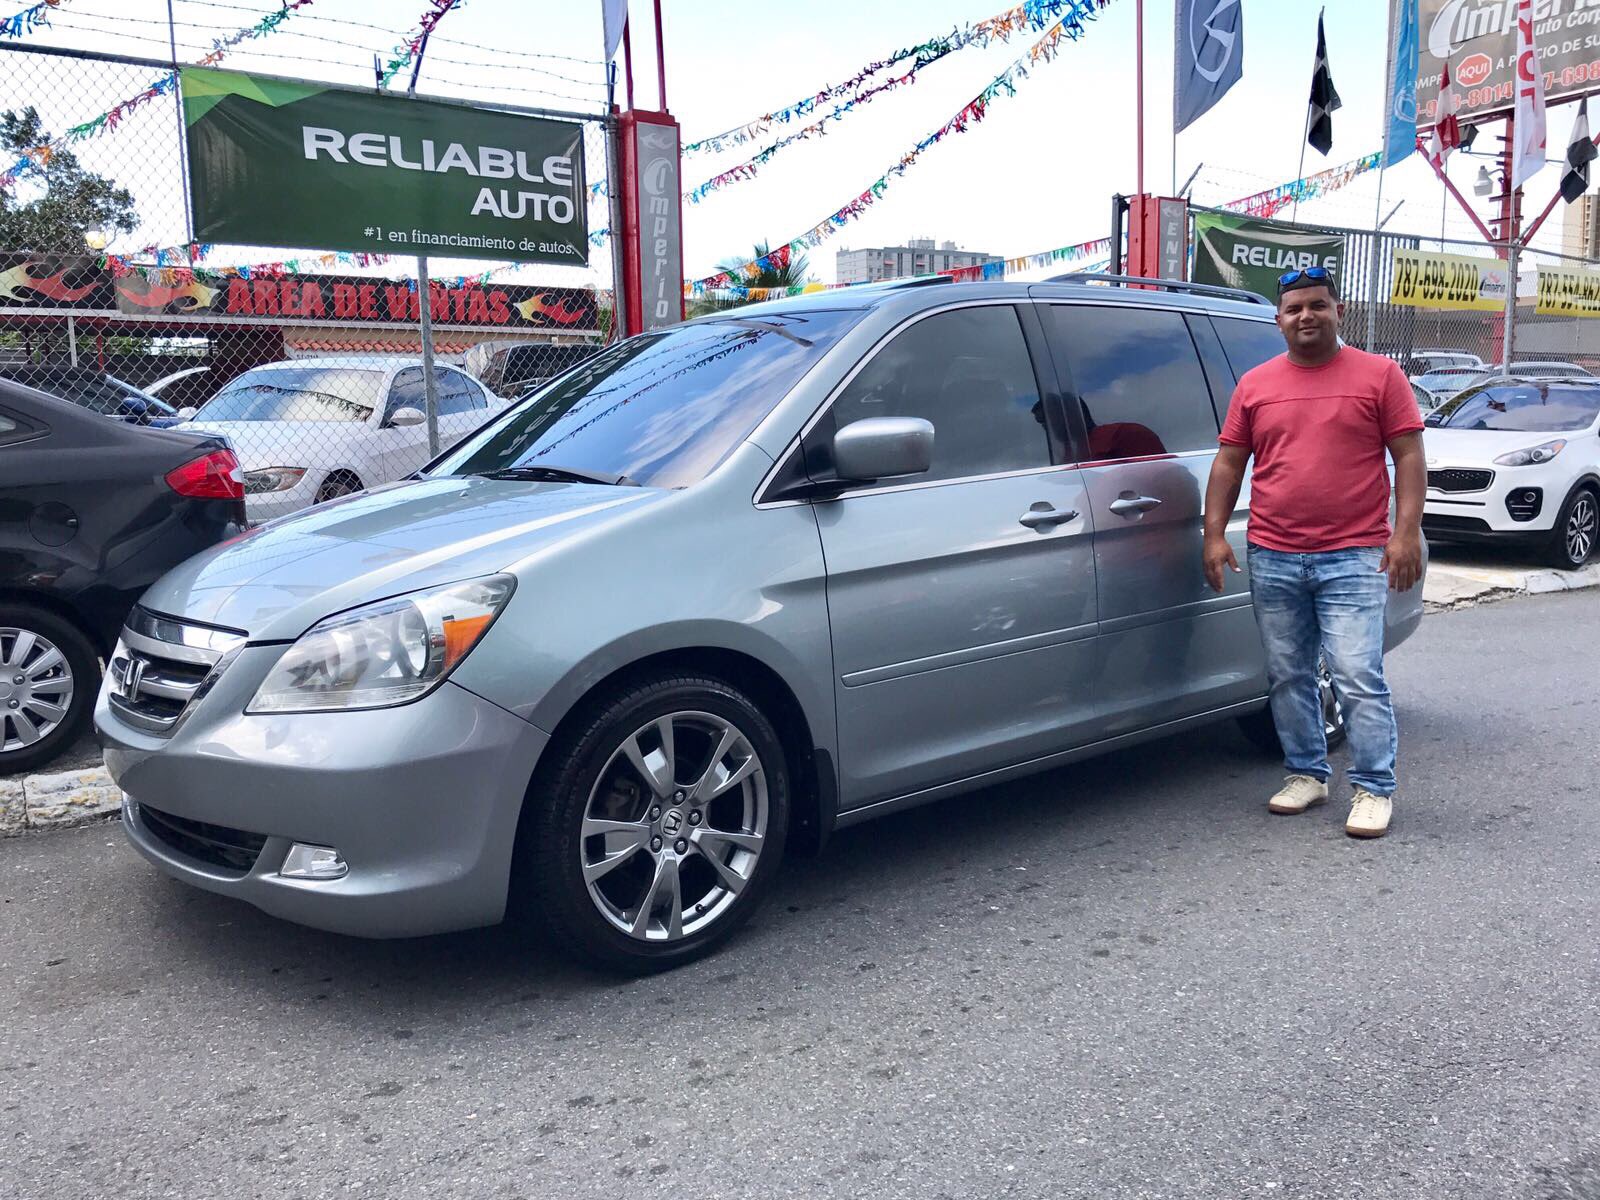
[602,0,628,63]
[1512,0,1548,188]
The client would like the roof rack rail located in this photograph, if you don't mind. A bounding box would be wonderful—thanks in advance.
[1043,272,1273,307]
[850,275,955,291]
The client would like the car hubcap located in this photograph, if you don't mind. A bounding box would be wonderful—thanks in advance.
[0,627,73,754]
[1319,661,1343,740]
[580,710,768,943]
[1568,495,1597,565]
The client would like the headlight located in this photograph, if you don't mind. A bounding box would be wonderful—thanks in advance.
[1493,439,1567,467]
[247,575,515,713]
[244,467,308,494]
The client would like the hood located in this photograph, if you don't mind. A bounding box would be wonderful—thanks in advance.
[1423,426,1574,465]
[139,475,663,641]
[182,419,370,469]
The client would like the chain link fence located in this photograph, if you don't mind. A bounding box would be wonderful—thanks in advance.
[0,43,617,523]
[1189,205,1600,410]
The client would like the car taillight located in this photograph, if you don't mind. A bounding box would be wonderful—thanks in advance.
[166,448,245,500]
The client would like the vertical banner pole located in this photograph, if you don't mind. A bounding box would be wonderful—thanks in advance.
[167,0,196,266]
[67,314,77,367]
[1136,0,1145,198]
[416,256,441,457]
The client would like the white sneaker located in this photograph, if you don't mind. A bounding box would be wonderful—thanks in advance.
[1345,789,1394,838]
[1268,774,1329,815]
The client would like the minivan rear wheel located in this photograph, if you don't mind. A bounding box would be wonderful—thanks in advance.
[1237,660,1346,757]
[515,674,790,973]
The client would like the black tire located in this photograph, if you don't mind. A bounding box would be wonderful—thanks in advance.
[315,471,362,503]
[1548,485,1598,570]
[0,603,99,777]
[514,674,790,974]
[1237,661,1347,756]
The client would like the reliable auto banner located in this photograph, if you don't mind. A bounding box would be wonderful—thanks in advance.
[181,68,589,265]
[0,254,598,331]
[1389,248,1510,311]
[1535,262,1600,315]
[1191,211,1345,299]
[1414,0,1600,125]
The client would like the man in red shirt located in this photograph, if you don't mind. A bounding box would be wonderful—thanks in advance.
[1202,268,1425,838]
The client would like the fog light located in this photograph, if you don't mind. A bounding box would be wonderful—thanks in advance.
[279,843,348,880]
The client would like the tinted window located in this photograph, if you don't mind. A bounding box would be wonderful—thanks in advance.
[388,367,480,417]
[437,368,485,414]
[432,310,858,489]
[827,305,1049,484]
[1047,306,1217,459]
[1210,317,1285,424]
[202,367,382,422]
[1433,382,1600,432]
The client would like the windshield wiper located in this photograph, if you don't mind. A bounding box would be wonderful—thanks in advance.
[479,465,640,487]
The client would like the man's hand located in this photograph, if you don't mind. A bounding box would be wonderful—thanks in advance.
[1203,533,1240,593]
[1380,530,1423,592]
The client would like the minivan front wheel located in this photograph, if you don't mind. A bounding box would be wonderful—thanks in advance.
[518,675,789,973]
[1237,661,1346,756]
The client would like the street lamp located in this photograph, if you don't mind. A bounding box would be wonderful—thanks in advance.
[1474,166,1494,197]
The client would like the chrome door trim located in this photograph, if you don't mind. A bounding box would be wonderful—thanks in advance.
[840,620,1099,688]
[1096,594,1255,637]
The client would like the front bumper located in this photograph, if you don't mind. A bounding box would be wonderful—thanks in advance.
[1423,464,1559,536]
[96,643,548,938]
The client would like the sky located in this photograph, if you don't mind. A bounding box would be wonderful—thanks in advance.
[1,0,1588,289]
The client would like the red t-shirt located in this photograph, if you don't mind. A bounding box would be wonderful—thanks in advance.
[1219,347,1423,553]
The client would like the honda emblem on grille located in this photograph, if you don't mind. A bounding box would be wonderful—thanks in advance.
[118,655,147,702]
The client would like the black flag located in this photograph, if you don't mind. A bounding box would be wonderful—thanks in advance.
[1307,11,1340,156]
[1562,99,1596,203]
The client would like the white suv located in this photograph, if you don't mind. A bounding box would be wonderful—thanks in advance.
[1422,376,1600,569]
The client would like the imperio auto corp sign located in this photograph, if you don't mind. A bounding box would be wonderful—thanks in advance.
[1415,0,1600,123]
[619,110,684,333]
[181,68,588,266]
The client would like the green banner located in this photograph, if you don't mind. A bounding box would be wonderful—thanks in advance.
[1191,211,1344,301]
[181,68,588,266]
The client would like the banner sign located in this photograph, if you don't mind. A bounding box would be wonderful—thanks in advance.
[620,110,684,334]
[1415,0,1600,124]
[181,68,589,266]
[1191,211,1345,299]
[0,255,598,331]
[1535,262,1600,316]
[1389,248,1509,311]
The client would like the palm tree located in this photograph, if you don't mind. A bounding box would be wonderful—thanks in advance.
[689,241,813,315]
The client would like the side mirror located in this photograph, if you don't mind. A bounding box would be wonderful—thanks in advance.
[832,416,935,482]
[176,406,198,419]
[386,406,426,428]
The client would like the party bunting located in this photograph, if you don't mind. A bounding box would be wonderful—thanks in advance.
[1223,152,1381,220]
[0,0,316,190]
[0,0,66,40]
[685,0,1115,157]
[380,0,467,87]
[690,11,1101,291]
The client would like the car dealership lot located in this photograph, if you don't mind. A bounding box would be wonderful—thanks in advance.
[3,591,1598,1200]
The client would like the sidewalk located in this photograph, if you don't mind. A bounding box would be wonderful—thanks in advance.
[1424,545,1600,610]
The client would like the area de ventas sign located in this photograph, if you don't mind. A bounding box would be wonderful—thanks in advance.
[181,68,588,266]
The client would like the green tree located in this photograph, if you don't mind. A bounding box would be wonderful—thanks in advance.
[690,240,812,315]
[0,107,138,252]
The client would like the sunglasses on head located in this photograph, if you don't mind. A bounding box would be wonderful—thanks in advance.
[1278,266,1333,291]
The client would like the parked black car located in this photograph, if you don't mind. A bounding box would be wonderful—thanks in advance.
[0,364,184,426]
[1,379,246,774]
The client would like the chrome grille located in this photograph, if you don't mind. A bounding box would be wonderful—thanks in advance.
[1427,468,1494,493]
[106,609,246,735]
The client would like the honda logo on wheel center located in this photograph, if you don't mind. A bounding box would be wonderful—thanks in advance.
[661,809,684,835]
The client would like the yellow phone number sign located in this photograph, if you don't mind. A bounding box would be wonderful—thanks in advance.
[1389,249,1508,312]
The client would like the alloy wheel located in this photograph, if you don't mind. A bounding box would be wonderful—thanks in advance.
[0,627,74,755]
[1567,493,1597,566]
[1319,660,1344,742]
[580,710,769,942]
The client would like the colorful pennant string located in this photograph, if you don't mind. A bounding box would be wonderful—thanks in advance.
[0,0,316,190]
[380,0,468,87]
[689,11,1101,292]
[0,0,66,40]
[1224,152,1382,219]
[685,0,1115,156]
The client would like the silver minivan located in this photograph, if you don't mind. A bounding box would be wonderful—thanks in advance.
[96,278,1424,972]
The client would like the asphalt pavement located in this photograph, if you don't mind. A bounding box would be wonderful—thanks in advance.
[3,591,1598,1200]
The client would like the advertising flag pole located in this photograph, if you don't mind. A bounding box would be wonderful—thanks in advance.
[1136,0,1145,197]
[407,33,441,456]
[1366,0,1399,353]
[166,0,196,267]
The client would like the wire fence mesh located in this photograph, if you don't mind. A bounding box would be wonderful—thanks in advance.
[0,44,616,523]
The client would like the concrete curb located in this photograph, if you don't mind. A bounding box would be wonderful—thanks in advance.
[0,764,120,838]
[1422,559,1600,612]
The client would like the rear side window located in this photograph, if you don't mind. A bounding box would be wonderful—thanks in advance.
[0,407,43,445]
[825,305,1050,484]
[1044,305,1218,460]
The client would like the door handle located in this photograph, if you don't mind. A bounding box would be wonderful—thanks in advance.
[1019,504,1079,529]
[1109,494,1163,517]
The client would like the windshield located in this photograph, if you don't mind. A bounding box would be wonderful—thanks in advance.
[1432,382,1600,432]
[430,310,858,488]
[198,366,383,422]
[1415,371,1484,392]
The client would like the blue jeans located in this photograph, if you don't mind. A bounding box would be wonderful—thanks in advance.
[1247,545,1398,796]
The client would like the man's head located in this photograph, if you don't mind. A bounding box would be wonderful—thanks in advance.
[1275,267,1344,361]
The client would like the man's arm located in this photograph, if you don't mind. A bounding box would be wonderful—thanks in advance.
[1382,430,1426,592]
[1203,443,1251,593]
